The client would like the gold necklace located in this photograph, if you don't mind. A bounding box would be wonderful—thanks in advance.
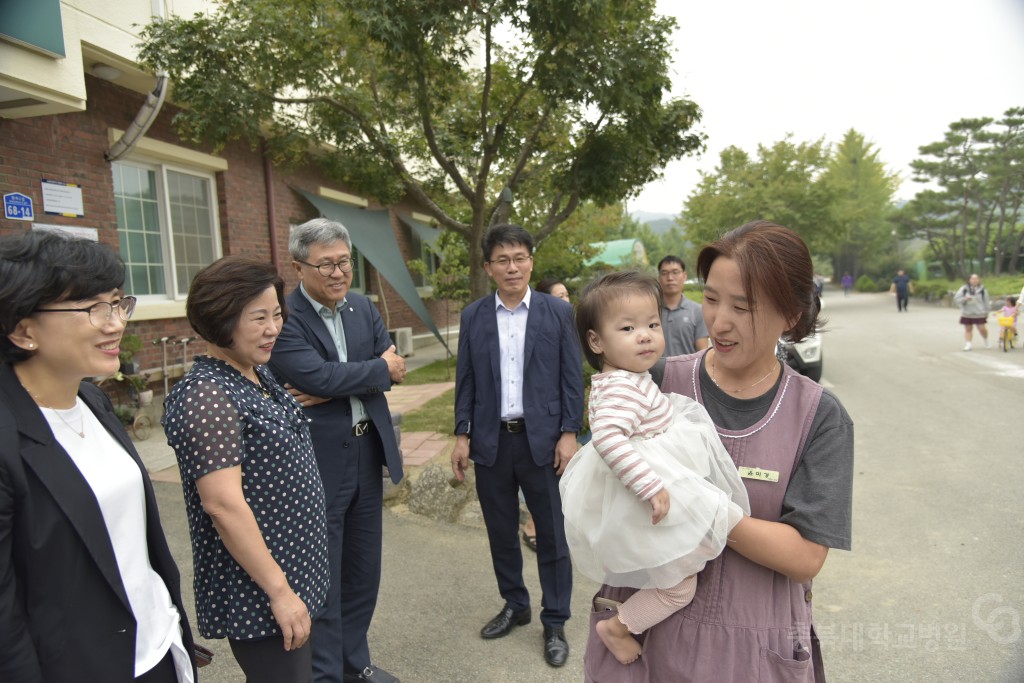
[710,350,778,395]
[31,392,86,438]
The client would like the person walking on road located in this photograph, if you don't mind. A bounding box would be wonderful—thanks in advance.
[892,270,912,312]
[452,224,584,668]
[954,274,990,350]
[841,272,853,297]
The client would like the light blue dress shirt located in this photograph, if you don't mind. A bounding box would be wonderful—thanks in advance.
[495,288,531,421]
[299,283,368,424]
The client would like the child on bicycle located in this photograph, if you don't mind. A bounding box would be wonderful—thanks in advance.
[559,271,750,665]
[998,296,1018,347]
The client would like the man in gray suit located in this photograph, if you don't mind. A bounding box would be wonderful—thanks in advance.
[270,218,405,683]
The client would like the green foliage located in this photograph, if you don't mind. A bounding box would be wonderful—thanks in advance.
[905,108,1024,279]
[822,130,900,278]
[118,334,143,364]
[403,356,459,385]
[911,280,953,302]
[398,389,455,434]
[138,0,706,299]
[854,274,878,292]
[680,136,833,250]
[113,405,135,427]
[408,229,472,307]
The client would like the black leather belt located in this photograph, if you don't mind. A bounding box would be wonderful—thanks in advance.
[352,421,373,436]
[500,418,525,433]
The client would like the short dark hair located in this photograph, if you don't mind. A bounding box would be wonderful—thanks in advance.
[575,271,662,371]
[186,256,287,348]
[536,277,566,296]
[696,220,821,342]
[657,255,685,272]
[0,230,125,364]
[481,224,533,261]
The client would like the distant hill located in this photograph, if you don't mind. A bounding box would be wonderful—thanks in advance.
[631,211,677,234]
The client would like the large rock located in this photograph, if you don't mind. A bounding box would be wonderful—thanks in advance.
[408,463,476,523]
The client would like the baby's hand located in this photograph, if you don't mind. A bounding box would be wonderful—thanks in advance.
[650,489,670,525]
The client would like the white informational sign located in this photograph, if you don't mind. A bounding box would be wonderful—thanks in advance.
[41,178,85,217]
[3,192,34,221]
[32,223,99,241]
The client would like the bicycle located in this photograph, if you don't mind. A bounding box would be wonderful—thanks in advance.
[996,315,1017,352]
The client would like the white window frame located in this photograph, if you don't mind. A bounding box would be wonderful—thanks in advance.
[107,129,227,321]
[112,158,223,317]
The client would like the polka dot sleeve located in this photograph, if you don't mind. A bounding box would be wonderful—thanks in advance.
[164,379,244,480]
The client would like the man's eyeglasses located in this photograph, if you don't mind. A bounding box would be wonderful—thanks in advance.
[35,296,137,328]
[659,269,684,277]
[298,259,354,276]
[488,255,532,268]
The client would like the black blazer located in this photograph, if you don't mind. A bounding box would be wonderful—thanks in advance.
[270,289,403,494]
[454,290,584,466]
[0,364,196,683]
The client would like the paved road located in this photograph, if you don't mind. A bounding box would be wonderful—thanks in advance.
[155,292,1024,681]
[809,292,1023,683]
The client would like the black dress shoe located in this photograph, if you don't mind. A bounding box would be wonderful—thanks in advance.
[343,665,401,683]
[480,604,532,639]
[543,626,569,667]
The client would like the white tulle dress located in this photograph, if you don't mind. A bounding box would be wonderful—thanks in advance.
[560,370,750,589]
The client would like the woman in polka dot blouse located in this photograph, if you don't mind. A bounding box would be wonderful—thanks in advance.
[163,257,329,682]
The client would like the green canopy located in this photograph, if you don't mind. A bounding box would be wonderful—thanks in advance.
[296,189,449,352]
[397,212,440,252]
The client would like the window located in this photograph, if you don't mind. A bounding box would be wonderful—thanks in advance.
[409,228,439,287]
[349,245,367,292]
[112,161,220,299]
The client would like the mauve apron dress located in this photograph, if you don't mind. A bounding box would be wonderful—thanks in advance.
[584,352,827,683]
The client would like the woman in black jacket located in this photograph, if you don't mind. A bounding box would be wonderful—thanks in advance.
[0,230,197,683]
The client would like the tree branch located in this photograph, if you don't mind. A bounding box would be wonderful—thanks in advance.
[272,94,468,234]
[414,69,475,202]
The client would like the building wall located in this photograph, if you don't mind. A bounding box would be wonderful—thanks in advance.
[0,75,459,379]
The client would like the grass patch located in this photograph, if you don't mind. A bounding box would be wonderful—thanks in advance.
[404,355,458,385]
[399,388,455,433]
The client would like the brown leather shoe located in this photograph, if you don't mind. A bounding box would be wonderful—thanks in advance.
[480,604,532,639]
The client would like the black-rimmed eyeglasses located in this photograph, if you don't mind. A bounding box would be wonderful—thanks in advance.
[297,259,354,276]
[35,296,137,328]
[487,255,532,268]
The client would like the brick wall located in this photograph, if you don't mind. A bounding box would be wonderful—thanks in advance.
[0,76,461,375]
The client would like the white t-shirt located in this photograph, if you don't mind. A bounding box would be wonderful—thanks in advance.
[43,399,192,682]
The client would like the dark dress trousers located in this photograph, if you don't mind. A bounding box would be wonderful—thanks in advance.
[269,288,402,681]
[0,364,197,683]
[454,290,584,626]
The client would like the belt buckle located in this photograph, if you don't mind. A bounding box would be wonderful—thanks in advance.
[505,419,524,433]
[353,421,370,436]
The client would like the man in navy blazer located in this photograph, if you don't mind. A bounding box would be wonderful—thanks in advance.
[269,218,406,683]
[452,224,584,667]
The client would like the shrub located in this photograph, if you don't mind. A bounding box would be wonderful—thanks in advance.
[912,280,953,302]
[854,275,877,292]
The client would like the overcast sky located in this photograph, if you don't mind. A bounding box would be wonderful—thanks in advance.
[631,0,1024,216]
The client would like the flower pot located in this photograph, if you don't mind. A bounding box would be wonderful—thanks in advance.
[137,389,154,407]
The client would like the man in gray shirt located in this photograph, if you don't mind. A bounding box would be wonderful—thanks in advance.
[658,255,709,356]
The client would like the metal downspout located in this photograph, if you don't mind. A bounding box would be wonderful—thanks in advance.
[105,73,168,162]
[263,141,280,270]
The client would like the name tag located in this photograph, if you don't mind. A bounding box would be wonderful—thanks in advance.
[739,466,779,483]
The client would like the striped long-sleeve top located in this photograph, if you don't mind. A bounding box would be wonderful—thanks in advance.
[588,369,673,501]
